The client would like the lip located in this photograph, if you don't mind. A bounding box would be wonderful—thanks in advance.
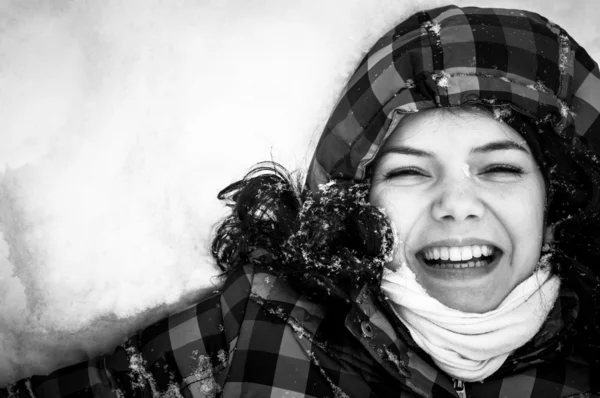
[417,238,500,252]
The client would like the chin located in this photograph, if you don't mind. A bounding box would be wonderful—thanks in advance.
[412,264,511,313]
[433,290,504,313]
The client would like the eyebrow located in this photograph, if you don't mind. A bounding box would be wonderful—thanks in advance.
[378,146,434,158]
[377,139,530,159]
[470,140,530,155]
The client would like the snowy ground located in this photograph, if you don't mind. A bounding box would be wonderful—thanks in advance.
[0,0,598,386]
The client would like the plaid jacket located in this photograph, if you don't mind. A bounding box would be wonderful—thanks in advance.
[0,264,595,397]
[307,5,600,191]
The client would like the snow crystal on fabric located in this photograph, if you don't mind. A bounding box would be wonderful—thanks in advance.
[188,350,223,397]
[432,71,451,88]
[306,350,350,398]
[423,21,441,36]
[558,34,572,74]
[493,106,512,121]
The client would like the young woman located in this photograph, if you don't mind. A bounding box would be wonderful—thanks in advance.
[2,5,599,397]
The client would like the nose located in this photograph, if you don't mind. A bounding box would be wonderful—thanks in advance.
[430,174,485,222]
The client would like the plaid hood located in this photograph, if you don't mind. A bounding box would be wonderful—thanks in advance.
[307,5,600,192]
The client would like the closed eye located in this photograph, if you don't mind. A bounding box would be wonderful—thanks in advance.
[383,167,428,179]
[482,164,524,177]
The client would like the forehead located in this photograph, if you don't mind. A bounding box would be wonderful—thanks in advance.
[383,108,525,149]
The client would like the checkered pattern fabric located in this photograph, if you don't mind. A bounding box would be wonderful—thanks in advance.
[0,264,594,397]
[307,5,600,191]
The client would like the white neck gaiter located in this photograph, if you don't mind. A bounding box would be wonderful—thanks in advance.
[381,265,561,382]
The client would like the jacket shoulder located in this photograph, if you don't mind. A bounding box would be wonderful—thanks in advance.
[0,265,259,397]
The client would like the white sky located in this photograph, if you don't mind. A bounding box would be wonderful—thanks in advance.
[0,0,598,385]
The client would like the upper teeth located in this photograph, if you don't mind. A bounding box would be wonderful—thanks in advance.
[422,245,495,261]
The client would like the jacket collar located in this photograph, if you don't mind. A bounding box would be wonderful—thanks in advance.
[344,285,456,397]
[495,284,580,375]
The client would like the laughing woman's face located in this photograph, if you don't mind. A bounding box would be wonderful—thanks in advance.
[369,108,547,313]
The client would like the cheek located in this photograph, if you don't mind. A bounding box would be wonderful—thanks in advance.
[494,182,546,265]
[514,181,546,228]
[370,190,410,269]
[525,190,546,247]
[369,189,422,238]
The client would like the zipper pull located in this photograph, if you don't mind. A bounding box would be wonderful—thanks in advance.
[453,379,467,398]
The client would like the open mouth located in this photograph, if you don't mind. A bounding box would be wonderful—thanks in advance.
[417,246,501,270]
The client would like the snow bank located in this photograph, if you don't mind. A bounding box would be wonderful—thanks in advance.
[0,0,598,385]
